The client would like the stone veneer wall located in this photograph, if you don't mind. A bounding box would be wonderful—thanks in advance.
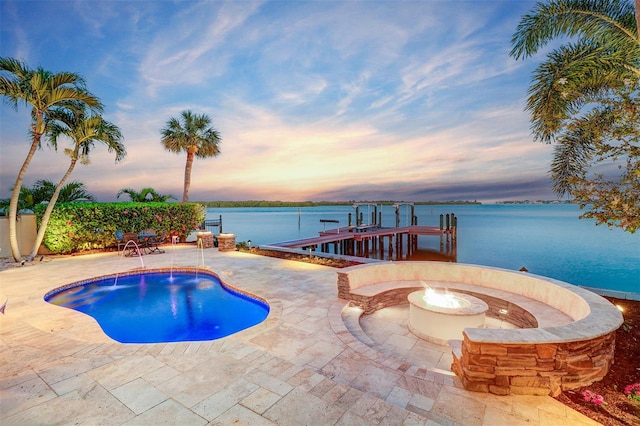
[454,289,538,329]
[450,331,616,397]
[337,263,622,397]
[337,271,354,300]
[340,281,420,314]
[196,232,214,249]
[217,234,236,252]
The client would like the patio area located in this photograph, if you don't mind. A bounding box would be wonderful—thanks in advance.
[0,246,600,425]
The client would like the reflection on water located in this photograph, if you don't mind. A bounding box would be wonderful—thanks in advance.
[404,248,457,262]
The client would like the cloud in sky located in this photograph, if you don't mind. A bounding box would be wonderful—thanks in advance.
[0,0,559,203]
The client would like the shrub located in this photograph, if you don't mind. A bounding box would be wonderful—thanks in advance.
[34,202,206,253]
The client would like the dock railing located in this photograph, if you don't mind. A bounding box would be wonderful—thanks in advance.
[320,219,340,233]
[200,215,222,234]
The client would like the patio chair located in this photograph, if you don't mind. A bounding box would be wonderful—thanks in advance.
[122,232,142,256]
[146,230,167,254]
[138,228,158,253]
[115,230,126,255]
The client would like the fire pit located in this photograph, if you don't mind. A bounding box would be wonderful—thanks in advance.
[408,288,488,345]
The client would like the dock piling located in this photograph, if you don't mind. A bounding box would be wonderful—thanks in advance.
[271,205,458,262]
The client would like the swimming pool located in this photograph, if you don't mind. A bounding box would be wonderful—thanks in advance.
[44,269,270,344]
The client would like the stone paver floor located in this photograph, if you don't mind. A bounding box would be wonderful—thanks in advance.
[0,247,600,425]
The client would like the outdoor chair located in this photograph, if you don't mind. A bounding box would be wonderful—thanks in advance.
[122,232,142,256]
[146,230,167,254]
[137,228,158,253]
[115,230,126,255]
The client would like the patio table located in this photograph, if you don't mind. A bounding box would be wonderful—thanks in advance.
[139,232,165,254]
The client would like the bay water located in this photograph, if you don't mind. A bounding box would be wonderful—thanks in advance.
[205,204,639,294]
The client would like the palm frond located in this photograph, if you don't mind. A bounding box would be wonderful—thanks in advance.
[510,0,637,59]
[526,40,635,142]
[550,121,596,195]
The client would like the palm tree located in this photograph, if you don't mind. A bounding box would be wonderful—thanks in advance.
[161,110,221,202]
[0,57,102,261]
[0,186,36,213]
[510,0,640,232]
[0,180,95,213]
[26,105,124,261]
[116,187,175,202]
[29,180,57,205]
[56,181,96,203]
[510,0,639,142]
[31,179,96,203]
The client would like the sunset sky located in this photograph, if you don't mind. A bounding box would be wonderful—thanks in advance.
[0,0,561,203]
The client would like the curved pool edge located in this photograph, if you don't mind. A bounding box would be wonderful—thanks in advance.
[45,267,267,305]
[42,267,280,345]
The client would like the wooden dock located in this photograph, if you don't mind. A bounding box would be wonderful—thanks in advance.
[270,224,456,261]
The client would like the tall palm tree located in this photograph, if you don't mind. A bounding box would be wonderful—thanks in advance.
[0,57,102,261]
[116,187,174,202]
[510,0,640,232]
[26,105,124,261]
[161,110,221,202]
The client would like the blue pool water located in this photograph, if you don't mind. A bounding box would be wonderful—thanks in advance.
[45,270,270,343]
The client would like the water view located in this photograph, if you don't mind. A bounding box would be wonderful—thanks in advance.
[205,204,639,294]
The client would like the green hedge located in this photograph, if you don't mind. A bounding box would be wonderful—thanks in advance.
[34,202,206,254]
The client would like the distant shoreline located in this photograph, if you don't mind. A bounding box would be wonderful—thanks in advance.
[195,200,481,208]
[194,200,573,208]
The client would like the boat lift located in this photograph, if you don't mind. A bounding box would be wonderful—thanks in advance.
[353,202,379,227]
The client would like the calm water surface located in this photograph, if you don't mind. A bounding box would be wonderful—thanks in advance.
[46,272,270,343]
[205,204,639,294]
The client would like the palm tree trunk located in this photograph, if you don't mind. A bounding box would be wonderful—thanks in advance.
[636,0,640,41]
[182,149,195,203]
[27,156,78,261]
[8,133,42,262]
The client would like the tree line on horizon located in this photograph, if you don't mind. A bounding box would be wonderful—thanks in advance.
[1,193,483,211]
[196,200,482,208]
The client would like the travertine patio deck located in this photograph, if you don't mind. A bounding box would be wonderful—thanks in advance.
[0,246,599,425]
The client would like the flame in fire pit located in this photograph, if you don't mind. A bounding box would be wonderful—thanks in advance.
[421,283,469,309]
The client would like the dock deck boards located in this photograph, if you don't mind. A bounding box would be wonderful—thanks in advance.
[271,225,449,249]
